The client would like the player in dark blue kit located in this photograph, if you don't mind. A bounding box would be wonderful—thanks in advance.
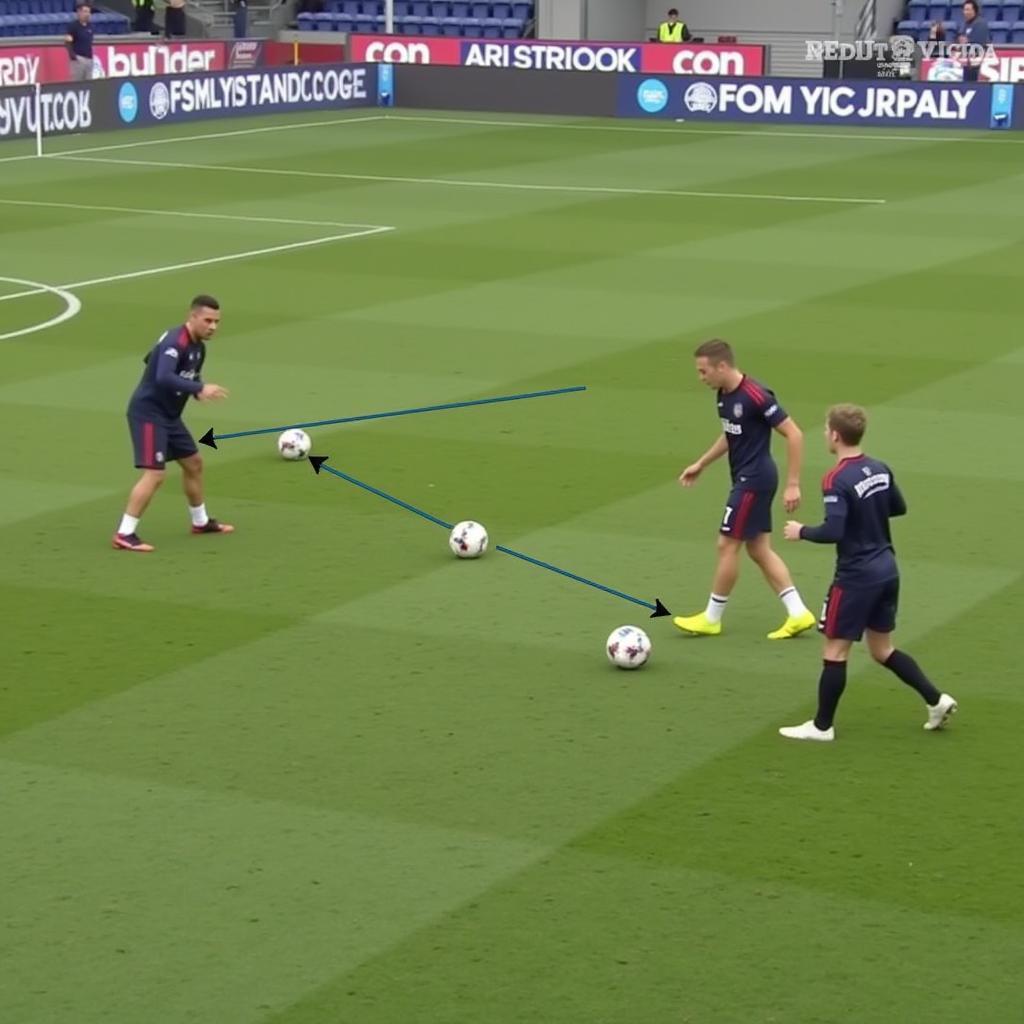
[674,339,816,640]
[113,295,233,552]
[779,404,958,741]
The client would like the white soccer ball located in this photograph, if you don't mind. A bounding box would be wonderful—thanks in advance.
[277,428,311,460]
[606,625,651,670]
[449,520,488,558]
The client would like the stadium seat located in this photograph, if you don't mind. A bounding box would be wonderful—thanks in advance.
[927,2,949,20]
[393,0,409,15]
[419,18,439,32]
[341,0,358,13]
[897,19,920,33]
[402,18,420,31]
[1003,2,1022,20]
[511,1,531,18]
[501,16,521,33]
[1012,18,1024,39]
[469,0,488,15]
[907,0,928,18]
[429,0,447,16]
[492,0,510,15]
[990,18,1009,40]
[981,2,999,18]
[360,0,381,14]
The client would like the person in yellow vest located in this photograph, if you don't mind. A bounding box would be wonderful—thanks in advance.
[658,8,690,42]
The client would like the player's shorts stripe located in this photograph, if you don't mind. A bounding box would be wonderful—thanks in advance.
[732,490,756,538]
[143,421,155,467]
[825,586,843,638]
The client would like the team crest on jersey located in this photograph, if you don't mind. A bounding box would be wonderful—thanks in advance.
[733,403,743,418]
[862,467,872,475]
[164,348,178,357]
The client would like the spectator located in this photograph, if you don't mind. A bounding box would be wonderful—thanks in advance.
[165,0,186,38]
[133,0,155,34]
[657,8,691,43]
[954,0,990,80]
[64,3,94,81]
[928,20,946,42]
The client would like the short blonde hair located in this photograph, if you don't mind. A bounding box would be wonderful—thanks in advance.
[827,404,867,445]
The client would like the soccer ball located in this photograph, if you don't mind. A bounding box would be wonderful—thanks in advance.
[277,428,311,460]
[449,520,488,558]
[606,626,651,670]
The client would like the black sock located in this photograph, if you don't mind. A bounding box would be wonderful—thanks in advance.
[884,649,941,706]
[814,660,847,731]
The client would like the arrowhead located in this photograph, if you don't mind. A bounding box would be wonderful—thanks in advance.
[198,428,217,449]
[650,598,671,619]
[309,455,329,475]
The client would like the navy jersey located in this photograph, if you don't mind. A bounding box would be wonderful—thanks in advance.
[127,325,205,421]
[717,375,788,489]
[801,455,907,584]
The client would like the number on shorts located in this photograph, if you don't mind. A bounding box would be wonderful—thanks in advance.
[722,505,734,526]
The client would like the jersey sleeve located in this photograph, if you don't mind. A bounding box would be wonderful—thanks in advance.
[888,477,907,518]
[154,344,203,397]
[761,391,788,428]
[799,481,848,544]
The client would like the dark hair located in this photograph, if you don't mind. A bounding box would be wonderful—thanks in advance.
[693,338,735,366]
[964,0,979,12]
[827,404,867,446]
[668,7,678,14]
[190,294,220,311]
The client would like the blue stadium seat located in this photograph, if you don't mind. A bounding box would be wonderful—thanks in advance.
[491,0,510,15]
[341,0,358,14]
[429,0,447,16]
[468,0,486,14]
[1012,18,1024,38]
[296,11,314,27]
[354,15,374,29]
[907,0,927,16]
[393,0,409,14]
[511,1,530,18]
[927,2,949,20]
[981,2,999,19]
[360,0,381,14]
[897,19,919,33]
[419,18,439,32]
[440,20,459,32]
[410,0,428,13]
[501,16,521,32]
[990,21,1009,40]
[1003,2,1022,20]
[401,18,420,31]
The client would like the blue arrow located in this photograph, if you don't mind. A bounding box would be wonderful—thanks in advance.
[200,385,586,447]
[309,456,670,618]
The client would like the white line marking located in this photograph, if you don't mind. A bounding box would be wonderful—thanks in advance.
[0,225,394,306]
[385,112,1024,145]
[0,275,81,341]
[0,113,387,164]
[0,197,384,230]
[56,154,887,205]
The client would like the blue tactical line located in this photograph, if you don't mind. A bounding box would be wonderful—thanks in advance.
[216,385,586,440]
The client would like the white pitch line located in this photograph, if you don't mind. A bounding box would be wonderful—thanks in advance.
[0,225,394,305]
[0,197,384,230]
[385,112,1024,146]
[57,153,887,206]
[0,113,387,164]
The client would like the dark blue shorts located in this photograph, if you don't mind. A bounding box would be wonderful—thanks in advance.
[819,577,899,641]
[127,414,197,469]
[720,486,775,540]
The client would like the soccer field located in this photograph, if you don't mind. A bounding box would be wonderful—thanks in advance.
[1,110,1023,1023]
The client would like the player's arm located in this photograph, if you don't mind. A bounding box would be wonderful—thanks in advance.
[889,479,907,518]
[783,487,847,543]
[679,435,727,487]
[154,346,203,397]
[772,415,803,512]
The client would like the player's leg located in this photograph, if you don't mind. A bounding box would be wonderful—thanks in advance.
[178,452,235,535]
[672,531,742,636]
[779,584,859,741]
[114,418,167,551]
[744,531,815,639]
[864,580,957,730]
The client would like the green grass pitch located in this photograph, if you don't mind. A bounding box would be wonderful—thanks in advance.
[1,111,1022,1023]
